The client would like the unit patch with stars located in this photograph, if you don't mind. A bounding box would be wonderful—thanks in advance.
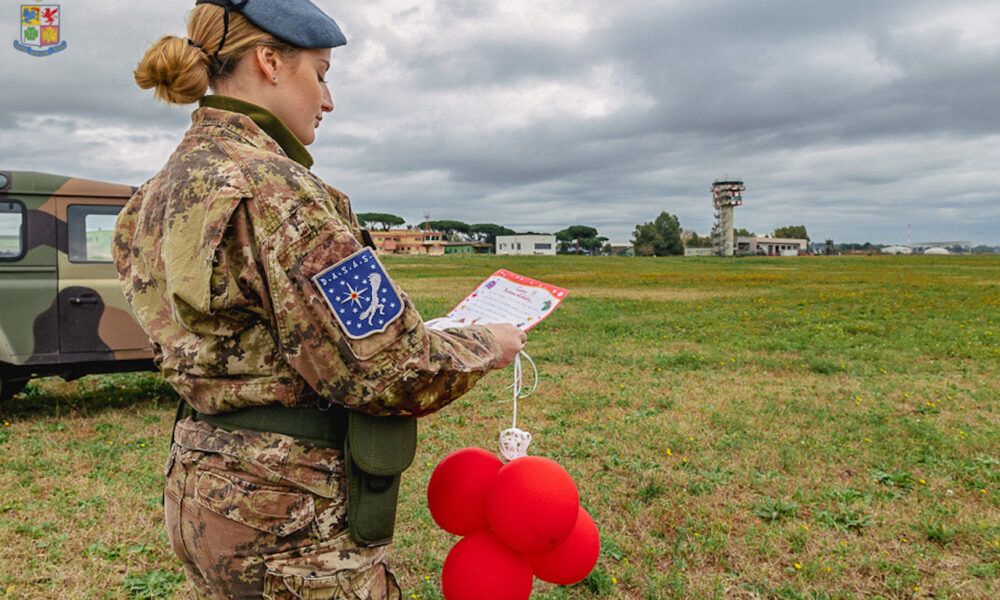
[312,247,405,339]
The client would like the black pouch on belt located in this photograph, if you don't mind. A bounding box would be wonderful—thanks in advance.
[345,411,418,546]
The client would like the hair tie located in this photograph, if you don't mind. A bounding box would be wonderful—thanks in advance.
[186,38,205,52]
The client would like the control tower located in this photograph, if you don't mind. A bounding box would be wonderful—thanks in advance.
[710,180,744,257]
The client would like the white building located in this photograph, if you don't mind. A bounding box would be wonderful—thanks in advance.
[913,241,970,253]
[496,235,557,256]
[736,236,808,256]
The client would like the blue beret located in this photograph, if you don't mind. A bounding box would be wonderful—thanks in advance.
[196,0,347,49]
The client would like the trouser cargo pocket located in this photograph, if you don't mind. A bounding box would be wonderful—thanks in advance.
[195,468,317,537]
[263,531,402,600]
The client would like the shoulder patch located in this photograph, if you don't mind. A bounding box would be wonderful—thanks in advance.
[312,247,405,340]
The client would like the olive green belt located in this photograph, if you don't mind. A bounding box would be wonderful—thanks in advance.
[192,404,348,449]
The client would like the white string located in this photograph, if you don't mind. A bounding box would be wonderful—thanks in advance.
[509,351,538,429]
[499,351,537,461]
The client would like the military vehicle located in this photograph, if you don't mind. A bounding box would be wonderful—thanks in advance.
[0,171,154,401]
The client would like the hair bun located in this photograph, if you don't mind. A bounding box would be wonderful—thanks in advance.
[134,35,210,105]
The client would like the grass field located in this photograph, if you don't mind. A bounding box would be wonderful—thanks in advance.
[0,235,21,257]
[1,255,998,599]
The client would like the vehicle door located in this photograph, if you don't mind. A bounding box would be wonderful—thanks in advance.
[0,175,58,364]
[55,198,150,357]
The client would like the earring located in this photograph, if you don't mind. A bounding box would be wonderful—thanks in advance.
[272,75,277,82]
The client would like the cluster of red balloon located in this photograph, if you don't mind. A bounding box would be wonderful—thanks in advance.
[427,448,600,600]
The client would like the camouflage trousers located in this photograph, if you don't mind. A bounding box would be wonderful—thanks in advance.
[164,417,402,599]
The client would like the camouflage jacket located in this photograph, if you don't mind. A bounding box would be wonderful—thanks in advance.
[113,106,502,416]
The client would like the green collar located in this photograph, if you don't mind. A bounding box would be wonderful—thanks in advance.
[199,95,314,169]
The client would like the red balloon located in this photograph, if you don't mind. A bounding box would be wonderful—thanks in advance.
[530,507,600,585]
[486,456,580,555]
[428,447,503,535]
[442,531,533,600]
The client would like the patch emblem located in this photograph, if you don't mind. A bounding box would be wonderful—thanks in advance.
[312,247,404,340]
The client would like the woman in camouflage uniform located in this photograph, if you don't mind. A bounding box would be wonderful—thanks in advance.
[116,2,525,598]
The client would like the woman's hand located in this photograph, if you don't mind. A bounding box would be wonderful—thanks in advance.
[483,323,527,369]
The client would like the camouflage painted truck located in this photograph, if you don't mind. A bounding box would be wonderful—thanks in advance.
[0,171,154,401]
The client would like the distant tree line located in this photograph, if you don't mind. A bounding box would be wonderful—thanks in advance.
[838,242,884,251]
[555,225,607,255]
[632,212,684,256]
[357,210,826,257]
[772,225,809,242]
[355,214,519,244]
[356,212,405,230]
[685,232,713,248]
[355,213,623,255]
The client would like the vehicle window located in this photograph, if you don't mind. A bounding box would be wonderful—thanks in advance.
[0,201,25,260]
[68,205,121,263]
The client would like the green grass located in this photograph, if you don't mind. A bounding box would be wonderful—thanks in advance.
[0,235,21,256]
[86,229,115,261]
[1,255,998,598]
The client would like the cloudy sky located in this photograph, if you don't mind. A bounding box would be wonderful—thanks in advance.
[3,1,999,244]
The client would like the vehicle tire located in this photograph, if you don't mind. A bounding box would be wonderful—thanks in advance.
[0,377,28,401]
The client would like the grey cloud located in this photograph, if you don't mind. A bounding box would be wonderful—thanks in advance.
[2,0,998,244]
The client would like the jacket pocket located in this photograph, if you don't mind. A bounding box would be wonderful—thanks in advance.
[194,469,315,537]
[164,190,244,323]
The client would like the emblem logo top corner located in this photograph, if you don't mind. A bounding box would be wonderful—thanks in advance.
[15,4,66,57]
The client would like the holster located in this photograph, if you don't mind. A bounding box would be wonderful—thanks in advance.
[344,411,418,546]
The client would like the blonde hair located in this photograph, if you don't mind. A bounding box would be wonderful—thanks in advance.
[134,4,298,105]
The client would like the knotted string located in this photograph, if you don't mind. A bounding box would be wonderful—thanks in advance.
[499,351,538,461]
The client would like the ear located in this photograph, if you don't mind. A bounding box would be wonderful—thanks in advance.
[253,46,281,82]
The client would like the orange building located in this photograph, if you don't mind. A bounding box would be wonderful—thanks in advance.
[368,229,447,255]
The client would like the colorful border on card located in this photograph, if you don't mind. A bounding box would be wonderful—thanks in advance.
[447,269,568,331]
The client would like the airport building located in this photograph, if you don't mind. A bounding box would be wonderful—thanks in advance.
[912,241,972,254]
[710,180,744,257]
[496,234,557,256]
[442,242,493,255]
[736,236,808,256]
[369,229,446,255]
